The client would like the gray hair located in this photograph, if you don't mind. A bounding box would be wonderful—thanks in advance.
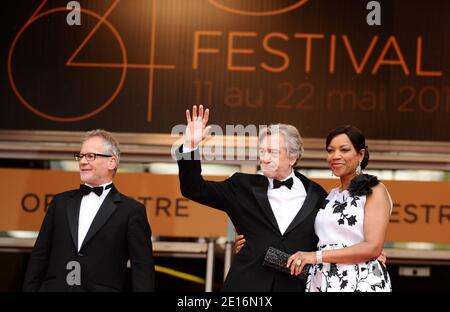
[83,129,121,174]
[259,124,304,166]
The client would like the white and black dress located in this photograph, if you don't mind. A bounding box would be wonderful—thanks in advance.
[306,175,392,292]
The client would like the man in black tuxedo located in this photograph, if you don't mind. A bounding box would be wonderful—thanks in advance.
[23,129,154,292]
[177,105,327,291]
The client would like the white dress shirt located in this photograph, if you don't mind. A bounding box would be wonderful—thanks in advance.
[78,182,112,251]
[267,171,307,235]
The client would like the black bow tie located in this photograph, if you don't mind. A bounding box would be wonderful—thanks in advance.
[79,184,112,196]
[273,177,294,190]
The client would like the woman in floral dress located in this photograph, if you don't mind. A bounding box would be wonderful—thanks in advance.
[287,125,392,292]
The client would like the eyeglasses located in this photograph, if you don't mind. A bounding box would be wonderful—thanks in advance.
[74,152,113,161]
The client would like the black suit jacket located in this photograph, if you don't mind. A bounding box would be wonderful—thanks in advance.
[23,185,155,292]
[178,147,327,291]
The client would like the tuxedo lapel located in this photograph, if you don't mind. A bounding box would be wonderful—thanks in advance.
[252,177,280,233]
[66,193,82,250]
[284,172,321,235]
[79,186,120,251]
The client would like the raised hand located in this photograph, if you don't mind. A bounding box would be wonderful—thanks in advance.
[184,105,210,149]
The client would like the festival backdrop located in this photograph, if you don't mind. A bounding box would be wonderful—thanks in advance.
[1,0,449,141]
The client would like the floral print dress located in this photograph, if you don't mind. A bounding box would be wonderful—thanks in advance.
[306,187,392,292]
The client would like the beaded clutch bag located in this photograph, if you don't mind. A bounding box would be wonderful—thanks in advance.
[262,246,310,278]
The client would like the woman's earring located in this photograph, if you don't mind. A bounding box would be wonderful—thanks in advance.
[331,171,334,177]
[356,160,362,175]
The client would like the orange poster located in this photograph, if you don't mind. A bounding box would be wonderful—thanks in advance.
[0,169,448,243]
[0,168,228,237]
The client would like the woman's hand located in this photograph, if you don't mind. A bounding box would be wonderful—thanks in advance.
[377,249,387,265]
[287,251,316,276]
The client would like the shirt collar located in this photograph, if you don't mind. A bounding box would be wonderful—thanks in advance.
[84,181,113,190]
[268,170,296,189]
